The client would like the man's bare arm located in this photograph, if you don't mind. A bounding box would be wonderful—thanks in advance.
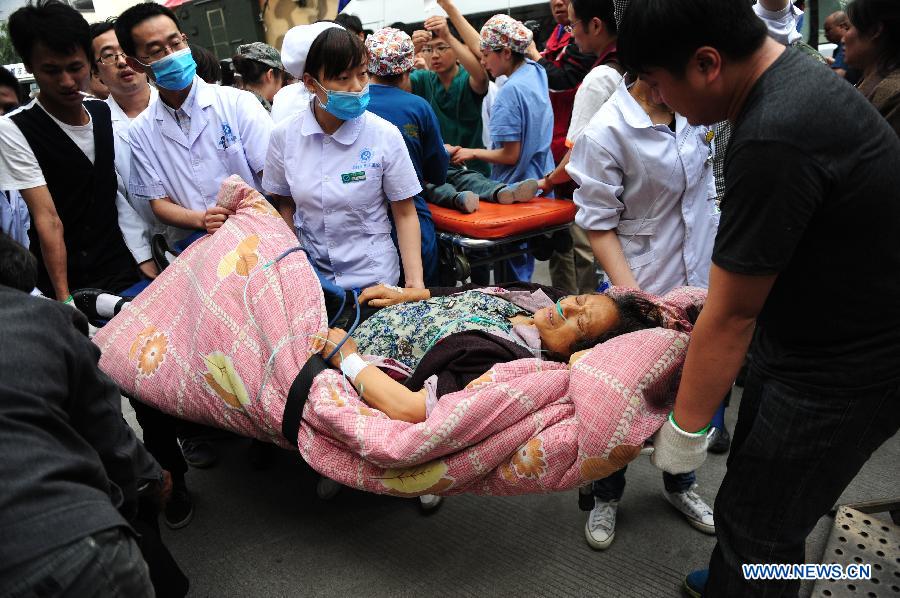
[671,265,777,432]
[20,185,68,299]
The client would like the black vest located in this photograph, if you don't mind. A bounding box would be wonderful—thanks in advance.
[11,100,137,295]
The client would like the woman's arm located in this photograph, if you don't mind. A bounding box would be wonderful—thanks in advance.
[586,229,640,289]
[389,198,424,289]
[319,329,427,423]
[272,193,295,232]
[454,141,521,166]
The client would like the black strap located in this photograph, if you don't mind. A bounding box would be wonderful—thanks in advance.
[281,354,328,446]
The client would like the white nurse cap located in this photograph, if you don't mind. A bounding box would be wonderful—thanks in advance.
[281,21,346,79]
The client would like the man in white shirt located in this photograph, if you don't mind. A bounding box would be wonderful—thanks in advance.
[91,21,161,280]
[114,3,273,233]
[0,1,139,300]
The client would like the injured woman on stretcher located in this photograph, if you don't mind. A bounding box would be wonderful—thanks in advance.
[315,282,664,423]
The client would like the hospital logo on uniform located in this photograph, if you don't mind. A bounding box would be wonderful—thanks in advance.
[360,149,372,163]
[219,123,238,150]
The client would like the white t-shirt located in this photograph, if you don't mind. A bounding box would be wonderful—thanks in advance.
[0,98,97,190]
[566,65,622,147]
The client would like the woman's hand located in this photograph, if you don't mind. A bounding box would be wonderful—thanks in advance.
[358,284,429,308]
[412,29,432,54]
[204,206,235,234]
[424,16,451,41]
[537,177,554,194]
[319,327,358,368]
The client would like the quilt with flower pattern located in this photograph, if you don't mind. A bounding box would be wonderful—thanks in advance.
[94,176,706,497]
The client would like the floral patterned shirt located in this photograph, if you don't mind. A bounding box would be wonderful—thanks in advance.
[354,290,539,371]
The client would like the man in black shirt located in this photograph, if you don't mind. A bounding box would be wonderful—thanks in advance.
[618,0,900,595]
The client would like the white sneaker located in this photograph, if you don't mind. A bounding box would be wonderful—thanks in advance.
[584,498,618,550]
[663,486,715,534]
[418,494,444,513]
[316,476,342,500]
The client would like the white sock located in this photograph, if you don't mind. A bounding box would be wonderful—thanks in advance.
[96,293,122,318]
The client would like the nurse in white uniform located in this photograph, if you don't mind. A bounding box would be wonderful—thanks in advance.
[264,23,424,290]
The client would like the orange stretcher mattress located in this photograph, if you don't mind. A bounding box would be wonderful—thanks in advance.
[429,198,577,240]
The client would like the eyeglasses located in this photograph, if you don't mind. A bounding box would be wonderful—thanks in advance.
[97,51,127,65]
[138,34,188,62]
[421,45,452,55]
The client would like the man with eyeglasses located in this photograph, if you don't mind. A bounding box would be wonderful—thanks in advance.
[114,2,272,236]
[0,0,140,300]
[90,21,162,283]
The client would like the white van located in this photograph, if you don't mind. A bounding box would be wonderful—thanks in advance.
[340,0,551,37]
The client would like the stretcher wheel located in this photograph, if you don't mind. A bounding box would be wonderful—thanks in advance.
[453,252,470,282]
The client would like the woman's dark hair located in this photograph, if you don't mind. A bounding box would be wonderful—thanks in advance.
[571,0,618,36]
[191,45,221,83]
[847,0,900,75]
[232,54,280,85]
[114,2,181,58]
[618,0,767,76]
[8,0,92,69]
[0,231,37,293]
[334,13,364,37]
[304,26,367,80]
[569,293,664,354]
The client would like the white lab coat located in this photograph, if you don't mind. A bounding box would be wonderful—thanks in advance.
[127,77,273,212]
[567,81,719,296]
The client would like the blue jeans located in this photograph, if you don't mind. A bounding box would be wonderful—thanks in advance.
[2,527,153,598]
[592,465,696,501]
[705,365,900,597]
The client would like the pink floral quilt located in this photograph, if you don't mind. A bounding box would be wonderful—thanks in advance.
[94,176,706,497]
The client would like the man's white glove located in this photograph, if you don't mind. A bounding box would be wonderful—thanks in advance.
[650,414,709,474]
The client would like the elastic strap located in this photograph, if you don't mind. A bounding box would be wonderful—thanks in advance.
[669,411,710,436]
[281,354,328,446]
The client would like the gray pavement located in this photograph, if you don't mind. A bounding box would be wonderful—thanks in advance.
[121,262,900,597]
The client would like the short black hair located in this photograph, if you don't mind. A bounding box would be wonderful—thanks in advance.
[0,231,37,293]
[372,72,405,85]
[89,20,117,68]
[571,0,618,36]
[114,2,181,58]
[618,0,767,76]
[232,54,281,84]
[8,0,91,68]
[569,293,664,355]
[305,26,367,80]
[334,13,364,36]
[847,0,900,76]
[0,66,19,93]
[191,45,221,83]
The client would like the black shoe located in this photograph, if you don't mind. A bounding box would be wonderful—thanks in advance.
[180,438,218,469]
[164,483,194,529]
[707,427,731,454]
[72,288,130,326]
[151,234,175,273]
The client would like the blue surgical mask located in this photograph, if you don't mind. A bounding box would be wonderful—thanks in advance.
[313,79,369,120]
[150,47,197,91]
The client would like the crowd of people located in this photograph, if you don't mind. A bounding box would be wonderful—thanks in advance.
[1,0,899,595]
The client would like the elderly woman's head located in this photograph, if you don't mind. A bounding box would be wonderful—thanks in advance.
[532,292,663,358]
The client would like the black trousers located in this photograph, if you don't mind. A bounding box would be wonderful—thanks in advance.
[705,365,900,596]
[128,398,188,478]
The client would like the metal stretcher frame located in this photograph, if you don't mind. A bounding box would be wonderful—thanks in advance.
[436,223,573,284]
[430,198,579,284]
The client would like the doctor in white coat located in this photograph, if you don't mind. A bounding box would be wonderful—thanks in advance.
[115,3,273,234]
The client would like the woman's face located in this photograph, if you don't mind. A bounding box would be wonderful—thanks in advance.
[533,294,620,357]
[481,47,510,78]
[843,21,878,70]
[305,62,369,100]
